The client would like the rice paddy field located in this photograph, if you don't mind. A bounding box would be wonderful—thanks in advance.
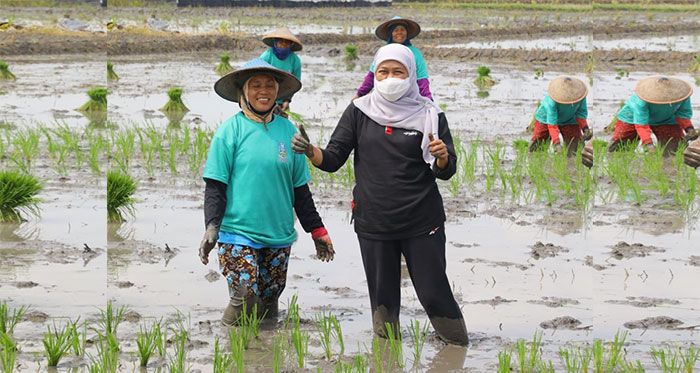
[1,1,700,372]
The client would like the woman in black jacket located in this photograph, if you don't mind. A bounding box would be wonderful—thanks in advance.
[292,44,467,345]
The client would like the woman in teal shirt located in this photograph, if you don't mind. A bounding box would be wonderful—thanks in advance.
[530,76,592,155]
[199,59,334,326]
[354,16,433,100]
[259,27,303,114]
[609,76,696,155]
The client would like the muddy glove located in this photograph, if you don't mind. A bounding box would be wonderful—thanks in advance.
[685,127,699,142]
[311,227,334,262]
[684,139,700,168]
[199,225,219,265]
[581,143,594,168]
[291,124,315,158]
[643,143,657,154]
[582,127,593,141]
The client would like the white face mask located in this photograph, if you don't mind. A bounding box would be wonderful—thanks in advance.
[374,77,411,102]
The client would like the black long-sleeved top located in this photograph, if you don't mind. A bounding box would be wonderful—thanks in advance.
[204,179,323,234]
[319,103,457,240]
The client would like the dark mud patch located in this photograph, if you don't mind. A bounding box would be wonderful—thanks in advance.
[539,316,590,330]
[24,310,50,323]
[605,297,681,308]
[123,310,142,323]
[530,242,569,260]
[527,297,580,308]
[467,296,517,307]
[109,240,179,265]
[204,270,220,283]
[318,286,363,298]
[610,241,664,260]
[114,281,135,288]
[13,281,39,288]
[617,211,685,235]
[623,316,697,330]
[449,241,480,248]
[462,258,532,271]
[584,255,608,271]
[689,256,700,267]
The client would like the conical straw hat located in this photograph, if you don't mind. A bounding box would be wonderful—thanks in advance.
[262,27,303,52]
[214,58,301,103]
[635,76,692,104]
[375,16,421,42]
[547,75,588,104]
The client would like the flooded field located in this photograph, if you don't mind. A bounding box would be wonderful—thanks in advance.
[1,3,700,372]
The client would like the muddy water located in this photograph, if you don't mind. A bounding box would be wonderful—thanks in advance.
[437,33,700,53]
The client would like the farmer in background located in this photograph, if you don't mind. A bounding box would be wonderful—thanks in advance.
[199,59,334,326]
[259,27,303,116]
[292,44,468,345]
[684,139,700,168]
[529,76,592,155]
[354,16,433,100]
[608,76,696,155]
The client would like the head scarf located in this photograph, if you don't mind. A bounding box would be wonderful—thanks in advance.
[354,44,442,164]
[387,23,412,46]
[239,75,279,125]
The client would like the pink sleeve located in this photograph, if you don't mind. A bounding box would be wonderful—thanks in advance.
[417,78,433,101]
[356,71,374,97]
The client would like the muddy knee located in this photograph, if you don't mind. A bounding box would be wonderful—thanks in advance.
[431,317,468,346]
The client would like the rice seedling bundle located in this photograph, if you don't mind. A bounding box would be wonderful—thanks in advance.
[474,66,496,89]
[0,171,42,223]
[344,43,358,61]
[0,61,16,81]
[78,88,108,113]
[161,87,189,113]
[107,62,119,81]
[215,53,233,76]
[106,171,136,223]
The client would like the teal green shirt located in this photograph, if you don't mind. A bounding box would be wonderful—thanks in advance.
[534,95,588,125]
[370,45,429,80]
[203,112,311,247]
[617,93,692,126]
[259,48,302,105]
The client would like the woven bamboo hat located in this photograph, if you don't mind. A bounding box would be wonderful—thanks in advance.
[635,76,692,104]
[547,76,588,104]
[262,27,303,52]
[214,58,301,103]
[375,16,420,42]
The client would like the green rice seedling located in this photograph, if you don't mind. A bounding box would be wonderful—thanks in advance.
[96,301,126,340]
[408,319,428,367]
[113,129,135,173]
[228,327,246,371]
[0,332,18,373]
[78,88,108,113]
[604,101,625,134]
[0,171,42,223]
[534,68,544,79]
[353,354,368,372]
[679,345,699,373]
[167,130,181,175]
[621,359,645,372]
[689,55,700,73]
[329,313,344,356]
[11,129,40,172]
[592,331,627,373]
[615,68,629,80]
[371,337,385,373]
[439,102,448,112]
[213,337,233,373]
[89,333,119,373]
[168,329,188,373]
[188,128,209,176]
[285,294,300,329]
[0,61,16,81]
[497,350,512,373]
[474,66,496,89]
[651,346,681,372]
[43,323,74,366]
[88,131,105,175]
[239,303,263,342]
[136,322,160,367]
[271,333,285,373]
[106,62,119,81]
[526,100,541,133]
[335,361,353,372]
[585,54,595,74]
[461,139,479,185]
[106,170,136,223]
[344,43,358,61]
[0,303,28,335]
[516,331,543,373]
[291,323,309,368]
[643,149,670,197]
[385,322,403,369]
[315,312,334,360]
[68,318,86,357]
[161,88,189,113]
[215,53,233,76]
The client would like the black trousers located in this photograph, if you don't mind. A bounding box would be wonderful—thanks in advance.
[358,226,465,339]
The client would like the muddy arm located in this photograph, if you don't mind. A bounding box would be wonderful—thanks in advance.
[203,178,227,229]
[432,113,457,180]
[293,184,324,233]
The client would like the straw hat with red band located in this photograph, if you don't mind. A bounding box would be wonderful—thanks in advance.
[262,27,303,52]
[635,76,693,104]
[547,75,588,104]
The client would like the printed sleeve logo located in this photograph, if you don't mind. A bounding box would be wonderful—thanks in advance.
[278,142,288,163]
[404,131,419,136]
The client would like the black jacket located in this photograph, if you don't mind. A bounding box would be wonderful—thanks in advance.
[319,103,457,240]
